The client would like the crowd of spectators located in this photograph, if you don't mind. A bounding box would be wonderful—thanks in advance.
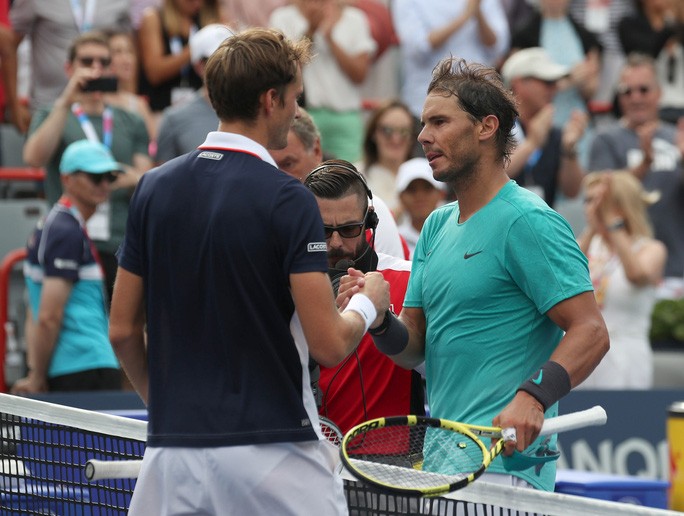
[0,0,683,393]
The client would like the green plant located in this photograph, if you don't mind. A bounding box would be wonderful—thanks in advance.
[650,298,684,343]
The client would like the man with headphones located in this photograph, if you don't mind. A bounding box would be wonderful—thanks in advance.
[304,160,424,434]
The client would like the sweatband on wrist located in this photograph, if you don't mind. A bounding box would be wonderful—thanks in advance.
[516,360,571,412]
[368,310,392,335]
[370,312,409,356]
[343,293,377,334]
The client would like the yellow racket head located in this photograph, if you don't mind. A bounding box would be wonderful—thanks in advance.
[340,416,491,497]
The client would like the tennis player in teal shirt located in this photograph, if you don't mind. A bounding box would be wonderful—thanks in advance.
[346,56,609,492]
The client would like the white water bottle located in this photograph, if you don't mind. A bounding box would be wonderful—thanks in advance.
[4,321,25,388]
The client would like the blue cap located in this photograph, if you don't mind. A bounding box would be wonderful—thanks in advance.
[59,140,123,175]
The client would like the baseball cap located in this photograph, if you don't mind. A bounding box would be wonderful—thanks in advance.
[500,47,569,86]
[189,24,235,65]
[396,158,445,194]
[59,140,123,175]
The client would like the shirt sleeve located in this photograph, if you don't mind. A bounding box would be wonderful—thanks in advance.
[271,181,328,277]
[41,218,84,283]
[505,208,593,315]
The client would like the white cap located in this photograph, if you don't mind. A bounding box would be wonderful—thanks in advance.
[500,47,569,86]
[396,158,445,194]
[189,24,235,65]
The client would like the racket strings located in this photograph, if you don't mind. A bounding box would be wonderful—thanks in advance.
[345,424,486,490]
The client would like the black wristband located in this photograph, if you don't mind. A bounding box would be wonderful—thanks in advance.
[369,312,409,355]
[368,310,392,336]
[516,360,571,412]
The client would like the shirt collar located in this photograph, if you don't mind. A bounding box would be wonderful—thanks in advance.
[198,131,278,168]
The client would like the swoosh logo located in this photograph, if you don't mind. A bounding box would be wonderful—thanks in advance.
[463,251,483,260]
[532,371,543,385]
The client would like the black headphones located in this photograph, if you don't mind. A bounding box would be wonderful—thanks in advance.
[305,162,379,231]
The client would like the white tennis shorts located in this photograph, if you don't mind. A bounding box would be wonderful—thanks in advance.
[128,440,347,515]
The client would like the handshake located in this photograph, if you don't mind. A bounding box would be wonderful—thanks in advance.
[336,268,390,332]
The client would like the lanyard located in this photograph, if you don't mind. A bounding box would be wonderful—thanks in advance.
[69,0,97,33]
[72,103,113,149]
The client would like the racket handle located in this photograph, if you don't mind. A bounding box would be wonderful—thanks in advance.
[84,459,143,481]
[539,405,607,436]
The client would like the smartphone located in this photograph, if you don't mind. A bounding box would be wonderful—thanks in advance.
[82,77,118,93]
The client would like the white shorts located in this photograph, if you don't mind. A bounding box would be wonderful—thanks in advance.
[128,440,347,515]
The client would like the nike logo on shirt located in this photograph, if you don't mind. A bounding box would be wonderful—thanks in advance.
[463,251,483,259]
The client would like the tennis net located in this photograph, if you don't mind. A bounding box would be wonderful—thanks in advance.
[0,393,679,516]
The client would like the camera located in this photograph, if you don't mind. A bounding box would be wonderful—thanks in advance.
[82,77,118,93]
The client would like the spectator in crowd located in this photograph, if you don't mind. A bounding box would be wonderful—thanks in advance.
[6,0,131,116]
[105,30,157,142]
[220,0,285,29]
[12,140,122,394]
[588,53,684,299]
[568,0,636,118]
[270,107,407,260]
[360,99,418,215]
[22,31,152,303]
[137,0,221,116]
[510,0,602,162]
[269,0,377,162]
[395,157,446,259]
[577,171,666,389]
[303,160,422,433]
[391,0,510,120]
[155,23,232,164]
[109,28,389,514]
[345,56,608,490]
[501,47,587,208]
[618,0,684,124]
[0,1,30,134]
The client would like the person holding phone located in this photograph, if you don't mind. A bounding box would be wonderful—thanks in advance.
[23,31,152,305]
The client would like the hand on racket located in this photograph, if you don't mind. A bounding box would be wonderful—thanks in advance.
[340,405,607,497]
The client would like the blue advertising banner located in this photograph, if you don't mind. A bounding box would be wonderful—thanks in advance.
[558,390,684,480]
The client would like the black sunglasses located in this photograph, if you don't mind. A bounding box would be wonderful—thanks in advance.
[77,171,118,185]
[323,222,365,239]
[77,56,112,68]
[617,84,652,97]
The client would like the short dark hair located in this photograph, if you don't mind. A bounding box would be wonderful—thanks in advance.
[303,159,369,213]
[67,31,110,63]
[428,57,519,164]
[204,28,312,122]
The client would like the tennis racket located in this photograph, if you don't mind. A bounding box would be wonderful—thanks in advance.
[340,405,607,497]
[319,416,343,447]
[84,417,344,481]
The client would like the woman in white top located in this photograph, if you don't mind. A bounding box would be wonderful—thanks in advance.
[577,171,667,389]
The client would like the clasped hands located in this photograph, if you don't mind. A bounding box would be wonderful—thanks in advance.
[336,268,390,329]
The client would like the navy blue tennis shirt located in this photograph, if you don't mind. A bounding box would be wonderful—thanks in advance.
[118,132,329,447]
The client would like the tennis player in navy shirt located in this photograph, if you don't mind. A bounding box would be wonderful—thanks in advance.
[109,28,389,515]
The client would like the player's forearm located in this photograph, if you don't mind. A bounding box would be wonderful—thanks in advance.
[552,319,609,389]
[110,330,149,404]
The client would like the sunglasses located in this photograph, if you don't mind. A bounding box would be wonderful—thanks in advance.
[77,171,118,185]
[323,222,365,239]
[377,125,412,139]
[617,84,652,97]
[77,56,112,68]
